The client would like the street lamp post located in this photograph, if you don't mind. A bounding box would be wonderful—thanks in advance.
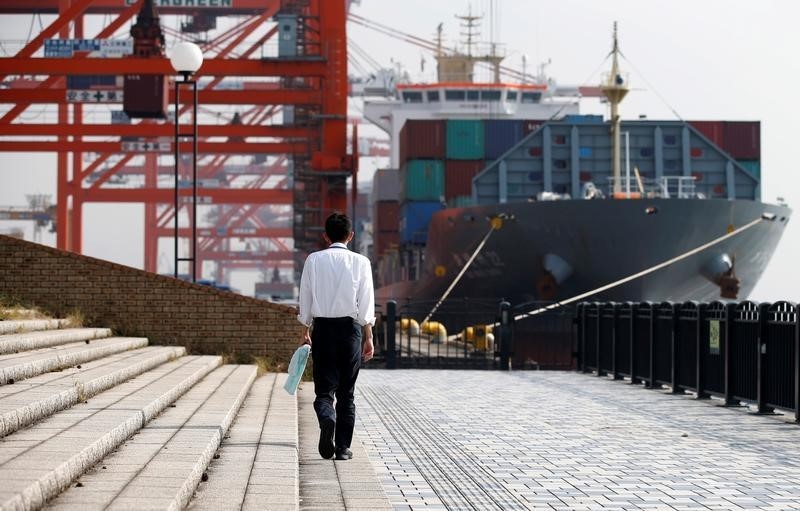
[169,42,203,282]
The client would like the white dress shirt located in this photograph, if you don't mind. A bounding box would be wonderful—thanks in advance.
[297,242,376,327]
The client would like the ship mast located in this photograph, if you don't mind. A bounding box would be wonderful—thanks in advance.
[601,22,629,196]
[435,11,504,83]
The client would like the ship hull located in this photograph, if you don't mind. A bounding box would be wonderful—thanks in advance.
[377,199,791,306]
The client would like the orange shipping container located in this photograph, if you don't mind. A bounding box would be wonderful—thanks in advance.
[399,120,446,163]
[445,160,485,200]
[373,230,400,258]
[373,200,400,233]
[689,121,724,147]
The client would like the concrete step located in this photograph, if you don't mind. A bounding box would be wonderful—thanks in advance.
[0,319,70,336]
[47,364,256,511]
[0,337,149,385]
[0,355,221,510]
[0,328,113,355]
[0,346,186,438]
[189,373,299,511]
[297,385,392,511]
[0,309,43,320]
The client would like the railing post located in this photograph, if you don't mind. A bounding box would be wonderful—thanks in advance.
[696,303,710,399]
[723,302,738,406]
[612,303,622,380]
[630,303,640,385]
[648,305,656,389]
[670,304,683,394]
[756,302,774,414]
[580,303,588,373]
[596,303,602,377]
[499,300,512,371]
[795,303,800,423]
[386,300,397,370]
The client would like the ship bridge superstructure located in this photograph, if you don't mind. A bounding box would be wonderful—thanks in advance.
[472,118,762,204]
[365,82,580,167]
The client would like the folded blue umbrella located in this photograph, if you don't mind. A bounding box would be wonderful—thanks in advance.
[284,344,311,395]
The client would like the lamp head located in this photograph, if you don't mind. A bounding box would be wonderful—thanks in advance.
[169,42,203,75]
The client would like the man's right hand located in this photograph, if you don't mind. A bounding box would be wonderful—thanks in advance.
[302,329,311,346]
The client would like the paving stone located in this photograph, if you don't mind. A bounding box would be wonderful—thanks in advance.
[355,370,800,511]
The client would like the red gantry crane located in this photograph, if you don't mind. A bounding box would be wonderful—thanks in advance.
[0,0,352,287]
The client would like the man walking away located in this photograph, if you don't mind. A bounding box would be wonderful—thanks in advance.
[297,213,375,460]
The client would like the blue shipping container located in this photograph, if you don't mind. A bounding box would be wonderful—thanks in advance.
[564,114,604,124]
[399,201,443,244]
[400,160,445,201]
[484,120,525,160]
[447,120,485,160]
[67,75,117,89]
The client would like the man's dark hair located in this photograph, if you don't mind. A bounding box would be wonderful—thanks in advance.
[325,213,352,243]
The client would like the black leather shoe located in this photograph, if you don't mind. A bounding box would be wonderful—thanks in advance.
[318,419,335,459]
[335,447,353,460]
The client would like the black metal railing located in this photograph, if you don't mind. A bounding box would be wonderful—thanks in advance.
[370,298,513,370]
[577,300,800,421]
[370,298,577,370]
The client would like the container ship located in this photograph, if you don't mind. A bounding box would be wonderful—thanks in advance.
[364,24,791,309]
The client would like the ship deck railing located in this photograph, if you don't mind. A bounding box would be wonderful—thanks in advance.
[606,175,698,199]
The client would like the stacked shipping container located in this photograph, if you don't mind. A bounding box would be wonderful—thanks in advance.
[390,118,540,246]
[689,120,761,179]
[371,169,401,258]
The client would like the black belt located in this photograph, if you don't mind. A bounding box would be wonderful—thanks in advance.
[314,316,355,324]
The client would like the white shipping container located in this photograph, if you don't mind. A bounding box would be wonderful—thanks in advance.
[371,168,401,202]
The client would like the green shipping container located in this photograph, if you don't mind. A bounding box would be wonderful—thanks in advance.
[400,160,445,201]
[447,120,485,160]
[737,159,760,179]
[447,195,475,208]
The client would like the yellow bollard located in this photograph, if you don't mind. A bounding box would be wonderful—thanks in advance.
[462,326,475,345]
[399,318,420,335]
[421,321,447,344]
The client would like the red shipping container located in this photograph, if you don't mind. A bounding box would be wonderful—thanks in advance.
[123,74,169,119]
[444,160,485,200]
[373,200,400,233]
[522,120,542,135]
[373,230,400,257]
[722,121,760,159]
[399,120,446,163]
[689,121,724,147]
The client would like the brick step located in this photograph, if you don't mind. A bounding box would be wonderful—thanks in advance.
[189,373,299,511]
[46,364,256,511]
[0,319,70,336]
[0,346,186,438]
[0,337,149,385]
[0,328,113,355]
[0,355,221,510]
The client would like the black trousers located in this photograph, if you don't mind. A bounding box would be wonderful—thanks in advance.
[311,317,361,449]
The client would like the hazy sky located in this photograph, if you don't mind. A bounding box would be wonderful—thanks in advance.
[1,0,798,299]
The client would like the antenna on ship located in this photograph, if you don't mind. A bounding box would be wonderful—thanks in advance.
[436,10,504,83]
[601,22,630,196]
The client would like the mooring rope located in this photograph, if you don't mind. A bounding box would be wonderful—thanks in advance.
[421,222,498,326]
[512,216,766,322]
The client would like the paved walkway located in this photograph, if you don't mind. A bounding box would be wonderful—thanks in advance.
[355,370,800,511]
[298,384,392,510]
